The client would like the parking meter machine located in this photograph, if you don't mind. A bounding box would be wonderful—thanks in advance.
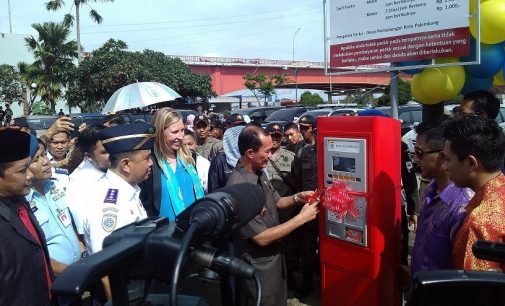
[317,116,401,306]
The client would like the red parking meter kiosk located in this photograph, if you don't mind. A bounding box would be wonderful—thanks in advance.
[318,116,401,306]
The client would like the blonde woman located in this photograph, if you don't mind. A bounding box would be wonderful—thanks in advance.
[139,108,204,219]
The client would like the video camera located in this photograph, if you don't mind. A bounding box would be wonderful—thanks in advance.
[408,240,505,306]
[51,183,266,306]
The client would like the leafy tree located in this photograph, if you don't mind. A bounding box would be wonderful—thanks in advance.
[66,39,215,112]
[340,92,374,107]
[243,73,290,106]
[0,65,24,106]
[45,0,114,60]
[31,100,51,115]
[0,64,40,117]
[17,63,41,117]
[23,22,77,114]
[377,78,412,106]
[299,91,324,107]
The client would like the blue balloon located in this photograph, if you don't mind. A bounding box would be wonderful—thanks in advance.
[396,60,431,75]
[460,72,494,95]
[461,38,505,78]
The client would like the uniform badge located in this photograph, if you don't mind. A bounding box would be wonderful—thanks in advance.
[58,208,72,228]
[30,201,38,213]
[102,213,117,232]
[104,189,119,204]
[54,168,69,175]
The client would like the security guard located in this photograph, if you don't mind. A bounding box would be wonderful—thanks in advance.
[194,114,224,161]
[82,123,154,254]
[284,122,306,154]
[290,114,318,299]
[27,139,82,274]
[265,123,296,198]
[226,113,247,127]
[292,115,317,191]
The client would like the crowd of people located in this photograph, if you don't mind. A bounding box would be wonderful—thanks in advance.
[0,89,505,306]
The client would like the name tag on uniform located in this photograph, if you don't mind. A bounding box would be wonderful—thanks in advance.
[104,189,119,204]
[58,208,72,228]
[30,201,38,213]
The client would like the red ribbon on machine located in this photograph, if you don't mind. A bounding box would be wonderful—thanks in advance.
[320,180,360,219]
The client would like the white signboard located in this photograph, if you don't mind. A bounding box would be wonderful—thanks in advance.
[329,0,470,67]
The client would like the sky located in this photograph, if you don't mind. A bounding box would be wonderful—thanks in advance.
[1,0,325,62]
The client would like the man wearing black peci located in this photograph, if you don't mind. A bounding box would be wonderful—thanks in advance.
[0,129,54,305]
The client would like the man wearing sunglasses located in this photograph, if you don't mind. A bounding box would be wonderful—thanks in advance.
[410,120,473,281]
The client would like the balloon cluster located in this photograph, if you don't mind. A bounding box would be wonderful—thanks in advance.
[403,0,505,105]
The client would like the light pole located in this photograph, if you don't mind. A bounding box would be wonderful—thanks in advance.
[24,83,37,117]
[292,28,301,102]
[7,0,12,33]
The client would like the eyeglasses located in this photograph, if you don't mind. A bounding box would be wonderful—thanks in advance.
[414,147,441,159]
[452,106,483,117]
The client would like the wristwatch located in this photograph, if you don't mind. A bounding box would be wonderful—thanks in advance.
[81,251,88,259]
[294,193,302,203]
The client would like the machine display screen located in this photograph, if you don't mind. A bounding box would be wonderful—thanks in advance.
[332,156,356,173]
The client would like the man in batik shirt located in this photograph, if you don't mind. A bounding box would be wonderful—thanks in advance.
[442,115,505,271]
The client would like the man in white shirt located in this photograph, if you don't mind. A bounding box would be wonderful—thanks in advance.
[82,123,154,254]
[67,125,110,235]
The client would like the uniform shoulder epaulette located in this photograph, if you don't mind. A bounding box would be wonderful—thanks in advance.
[54,168,69,175]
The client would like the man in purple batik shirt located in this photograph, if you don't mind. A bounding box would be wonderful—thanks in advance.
[410,120,473,278]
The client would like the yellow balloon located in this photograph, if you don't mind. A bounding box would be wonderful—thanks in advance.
[470,0,492,14]
[494,69,505,85]
[419,68,453,104]
[442,67,465,98]
[411,74,433,104]
[424,58,466,100]
[470,0,505,44]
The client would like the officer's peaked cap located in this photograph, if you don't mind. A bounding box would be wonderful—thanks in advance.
[298,114,317,128]
[99,123,155,155]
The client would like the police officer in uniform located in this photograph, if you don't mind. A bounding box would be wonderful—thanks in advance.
[194,114,223,161]
[291,114,318,299]
[265,123,296,197]
[27,139,82,276]
[82,123,154,254]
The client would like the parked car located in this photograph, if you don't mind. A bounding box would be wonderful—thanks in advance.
[69,113,107,127]
[262,107,308,128]
[27,115,58,137]
[296,108,334,122]
[234,106,282,122]
[403,104,505,168]
[374,104,422,135]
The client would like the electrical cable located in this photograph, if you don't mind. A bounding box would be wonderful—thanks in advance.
[80,2,321,28]
[81,7,320,35]
[145,20,319,49]
[253,272,262,306]
[169,221,200,306]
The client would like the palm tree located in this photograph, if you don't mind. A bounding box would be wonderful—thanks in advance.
[45,0,114,61]
[24,22,77,114]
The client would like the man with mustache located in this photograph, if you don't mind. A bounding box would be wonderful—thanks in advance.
[0,129,54,305]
